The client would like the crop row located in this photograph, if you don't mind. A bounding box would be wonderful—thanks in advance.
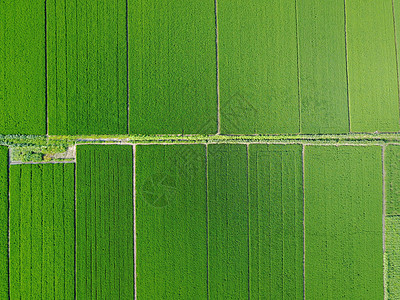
[2,1,400,135]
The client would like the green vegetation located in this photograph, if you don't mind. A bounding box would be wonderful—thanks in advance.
[128,0,217,134]
[47,0,128,135]
[218,0,299,134]
[386,216,400,299]
[0,0,46,134]
[76,145,134,298]
[305,145,383,299]
[385,145,400,215]
[9,163,75,299]
[0,147,8,298]
[208,144,248,298]
[136,144,207,299]
[298,1,349,134]
[249,144,303,298]
[346,0,399,132]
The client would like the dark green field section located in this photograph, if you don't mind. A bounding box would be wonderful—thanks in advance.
[346,1,399,133]
[385,145,400,215]
[9,163,75,299]
[47,0,128,135]
[208,144,249,298]
[76,145,134,299]
[128,0,217,135]
[0,0,46,135]
[0,147,8,299]
[298,1,349,134]
[136,145,207,299]
[305,146,383,299]
[386,216,400,299]
[218,0,299,134]
[248,144,303,299]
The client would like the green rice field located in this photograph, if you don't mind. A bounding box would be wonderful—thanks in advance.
[2,1,400,299]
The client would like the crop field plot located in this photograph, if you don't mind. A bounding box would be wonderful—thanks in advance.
[218,0,299,134]
[76,145,134,299]
[9,163,75,299]
[47,0,128,135]
[305,146,383,299]
[208,144,249,298]
[0,147,8,299]
[346,0,399,133]
[0,0,46,135]
[248,144,303,299]
[128,0,217,135]
[298,1,349,134]
[136,144,207,299]
[386,216,400,299]
[385,145,400,216]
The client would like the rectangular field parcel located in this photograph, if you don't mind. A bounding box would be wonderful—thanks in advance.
[136,145,207,299]
[218,0,299,134]
[208,144,248,298]
[9,163,75,299]
[298,1,349,134]
[47,0,128,135]
[346,0,399,132]
[386,216,400,299]
[305,146,383,299]
[76,145,134,299]
[129,0,217,134]
[0,0,46,134]
[248,144,303,299]
[385,145,400,215]
[0,147,8,299]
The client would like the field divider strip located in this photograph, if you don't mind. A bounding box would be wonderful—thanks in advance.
[74,160,77,299]
[295,0,301,133]
[7,148,10,299]
[343,0,351,132]
[45,0,49,137]
[132,145,136,300]
[214,0,220,134]
[126,0,130,134]
[302,144,305,300]
[205,144,209,300]
[246,143,250,298]
[382,145,387,299]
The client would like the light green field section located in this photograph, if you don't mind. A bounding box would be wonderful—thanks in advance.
[0,147,8,299]
[129,0,217,134]
[76,145,134,299]
[346,1,399,132]
[305,146,383,299]
[47,0,128,135]
[136,145,207,299]
[385,145,400,216]
[386,216,400,299]
[208,144,248,298]
[0,0,46,134]
[9,163,75,299]
[218,0,299,134]
[249,144,303,299]
[298,1,349,134]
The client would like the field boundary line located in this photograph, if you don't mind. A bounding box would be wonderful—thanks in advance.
[295,0,301,133]
[382,145,387,299]
[302,144,306,300]
[205,144,209,300]
[45,0,49,137]
[344,0,351,132]
[214,0,220,134]
[7,148,10,299]
[74,160,77,299]
[126,0,130,134]
[10,161,76,165]
[133,145,137,300]
[246,143,250,298]
[391,0,400,129]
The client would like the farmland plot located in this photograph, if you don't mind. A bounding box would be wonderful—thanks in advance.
[305,146,383,299]
[346,0,399,132]
[208,144,249,298]
[129,0,217,134]
[9,163,75,299]
[0,0,46,134]
[248,144,303,299]
[218,0,299,134]
[135,144,207,299]
[385,216,400,299]
[385,145,400,216]
[47,0,128,135]
[0,147,8,299]
[76,145,134,299]
[298,1,349,134]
